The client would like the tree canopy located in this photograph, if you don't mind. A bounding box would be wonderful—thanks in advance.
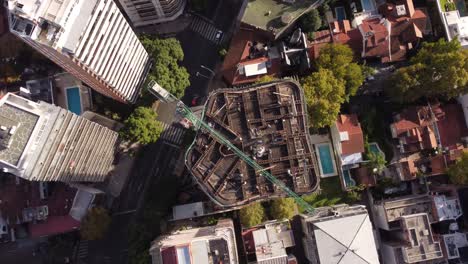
[302,68,346,128]
[239,202,265,228]
[120,107,164,145]
[141,37,190,98]
[389,39,468,102]
[270,198,296,220]
[447,152,468,185]
[315,44,364,99]
[80,207,111,240]
[298,9,322,33]
[254,75,277,84]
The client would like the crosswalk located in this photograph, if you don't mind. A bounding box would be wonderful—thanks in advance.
[189,16,226,45]
[160,122,186,145]
[75,240,89,261]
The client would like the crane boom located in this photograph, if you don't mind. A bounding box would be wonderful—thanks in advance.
[149,81,315,214]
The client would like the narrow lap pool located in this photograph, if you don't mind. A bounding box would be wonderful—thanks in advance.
[335,7,346,21]
[66,87,82,115]
[316,143,337,177]
[361,0,376,11]
[343,169,356,188]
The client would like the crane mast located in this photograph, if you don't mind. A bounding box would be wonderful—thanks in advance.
[149,81,316,214]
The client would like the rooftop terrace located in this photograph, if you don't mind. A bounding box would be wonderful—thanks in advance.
[186,81,319,206]
[241,0,316,38]
[0,98,39,166]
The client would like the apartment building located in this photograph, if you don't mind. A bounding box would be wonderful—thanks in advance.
[5,0,152,103]
[118,0,186,26]
[300,205,380,264]
[242,219,296,264]
[149,219,239,264]
[0,93,118,182]
[374,194,464,263]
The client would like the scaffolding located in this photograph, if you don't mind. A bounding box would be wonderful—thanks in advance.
[149,81,315,214]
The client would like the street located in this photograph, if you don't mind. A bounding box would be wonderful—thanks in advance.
[177,0,244,105]
[86,141,181,264]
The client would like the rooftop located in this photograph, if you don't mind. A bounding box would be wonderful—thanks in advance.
[377,195,435,223]
[242,220,295,263]
[0,93,118,182]
[335,114,365,156]
[400,214,443,263]
[0,102,38,166]
[150,219,238,264]
[0,172,79,240]
[241,0,317,38]
[301,205,380,264]
[442,232,468,260]
[185,81,319,206]
[221,24,282,86]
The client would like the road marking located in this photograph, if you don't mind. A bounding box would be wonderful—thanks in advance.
[189,17,224,45]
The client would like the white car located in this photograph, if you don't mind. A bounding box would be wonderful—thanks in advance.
[215,30,223,41]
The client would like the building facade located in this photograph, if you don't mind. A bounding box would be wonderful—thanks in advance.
[5,0,152,103]
[118,0,186,26]
[0,93,118,182]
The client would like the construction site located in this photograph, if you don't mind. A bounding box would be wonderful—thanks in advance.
[186,81,319,207]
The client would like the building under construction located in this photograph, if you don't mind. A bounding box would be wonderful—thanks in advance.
[186,81,319,207]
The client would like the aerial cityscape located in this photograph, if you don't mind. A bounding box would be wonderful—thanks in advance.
[0,0,467,263]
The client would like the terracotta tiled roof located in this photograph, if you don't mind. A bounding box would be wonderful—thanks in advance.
[336,114,365,155]
[437,104,468,149]
[221,24,281,85]
[354,167,376,187]
[359,18,390,61]
[0,175,76,228]
[29,215,80,238]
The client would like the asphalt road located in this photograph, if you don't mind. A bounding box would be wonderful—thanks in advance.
[87,142,181,264]
[178,0,244,106]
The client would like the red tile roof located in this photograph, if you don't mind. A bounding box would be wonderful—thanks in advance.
[437,104,468,149]
[0,174,77,234]
[29,215,80,238]
[221,24,281,85]
[354,167,376,187]
[336,114,365,155]
[359,18,390,61]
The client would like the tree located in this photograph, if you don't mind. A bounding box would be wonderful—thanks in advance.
[254,75,277,84]
[389,39,468,103]
[315,44,364,99]
[120,107,164,145]
[141,37,190,98]
[270,198,296,220]
[447,152,468,185]
[302,68,346,128]
[80,207,111,240]
[298,9,322,33]
[239,202,265,228]
[366,151,386,175]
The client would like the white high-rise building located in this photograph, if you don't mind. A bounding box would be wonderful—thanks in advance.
[5,0,152,103]
[118,0,186,26]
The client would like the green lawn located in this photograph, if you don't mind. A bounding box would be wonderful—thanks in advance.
[301,177,359,211]
[242,0,316,31]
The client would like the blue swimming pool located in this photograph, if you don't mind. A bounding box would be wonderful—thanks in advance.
[335,7,346,21]
[343,169,356,188]
[66,87,82,115]
[361,0,376,11]
[317,144,337,176]
[369,142,385,159]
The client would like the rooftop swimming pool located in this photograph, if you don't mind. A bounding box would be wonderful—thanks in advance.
[343,169,356,188]
[316,143,337,177]
[335,6,346,21]
[361,0,376,11]
[369,142,385,159]
[66,87,82,115]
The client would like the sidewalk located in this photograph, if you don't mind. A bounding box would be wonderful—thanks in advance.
[135,14,193,36]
